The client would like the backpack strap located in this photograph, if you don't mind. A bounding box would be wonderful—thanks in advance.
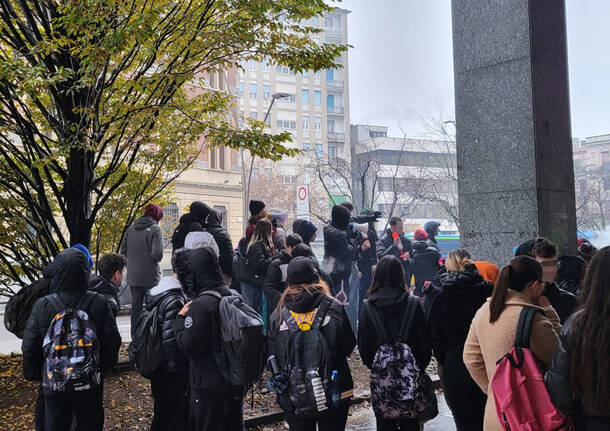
[281,306,300,332]
[46,294,65,315]
[514,306,541,348]
[398,295,419,342]
[76,291,98,313]
[311,296,331,331]
[200,290,223,300]
[363,299,390,344]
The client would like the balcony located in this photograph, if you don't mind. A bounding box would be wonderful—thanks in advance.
[326,80,344,90]
[327,105,345,115]
[328,132,346,141]
[325,27,343,38]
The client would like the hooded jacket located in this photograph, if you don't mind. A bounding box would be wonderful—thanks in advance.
[294,220,318,246]
[542,282,577,324]
[463,290,561,431]
[263,251,292,313]
[173,248,239,392]
[358,286,431,371]
[121,216,164,288]
[358,227,378,275]
[22,249,121,386]
[89,274,120,317]
[267,289,356,398]
[545,310,610,430]
[323,206,358,279]
[204,209,234,278]
[429,267,493,365]
[145,277,188,374]
[377,229,414,284]
[172,213,204,252]
[411,240,441,293]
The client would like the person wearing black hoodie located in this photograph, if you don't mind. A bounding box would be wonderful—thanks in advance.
[429,249,492,431]
[22,248,122,431]
[89,253,127,318]
[144,261,189,431]
[410,229,441,297]
[171,201,211,251]
[323,205,360,297]
[293,219,318,248]
[173,247,245,431]
[263,233,303,313]
[267,257,356,431]
[556,255,587,296]
[357,255,432,431]
[204,208,234,281]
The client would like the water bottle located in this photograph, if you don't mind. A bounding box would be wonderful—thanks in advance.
[330,370,340,408]
[308,370,328,412]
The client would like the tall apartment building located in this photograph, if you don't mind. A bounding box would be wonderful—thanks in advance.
[351,124,458,233]
[238,9,351,216]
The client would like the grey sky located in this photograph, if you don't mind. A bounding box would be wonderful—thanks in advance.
[341,0,610,140]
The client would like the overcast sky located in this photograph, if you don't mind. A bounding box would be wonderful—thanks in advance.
[340,0,610,140]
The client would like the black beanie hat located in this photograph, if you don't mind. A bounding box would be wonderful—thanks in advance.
[190,201,211,223]
[287,256,320,286]
[249,200,265,216]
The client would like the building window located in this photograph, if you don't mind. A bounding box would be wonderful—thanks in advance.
[302,115,310,130]
[276,65,292,75]
[328,145,336,160]
[370,131,387,138]
[249,60,257,71]
[326,69,334,82]
[161,203,179,247]
[249,111,258,120]
[313,70,320,79]
[277,120,297,129]
[302,70,309,77]
[301,89,309,104]
[325,17,333,28]
[327,94,335,108]
[238,82,244,97]
[314,90,321,106]
[218,146,225,170]
[280,94,296,103]
[316,144,323,158]
[262,59,270,72]
[213,205,228,229]
[314,117,322,131]
[263,85,271,100]
[210,148,217,169]
[327,120,335,133]
[249,83,257,99]
[303,142,310,150]
[603,151,610,163]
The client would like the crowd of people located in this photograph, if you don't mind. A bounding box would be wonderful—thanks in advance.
[14,199,610,431]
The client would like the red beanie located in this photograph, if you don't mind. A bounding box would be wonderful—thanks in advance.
[144,204,163,222]
[414,229,428,241]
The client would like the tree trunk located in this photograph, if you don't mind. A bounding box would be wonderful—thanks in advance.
[65,148,94,248]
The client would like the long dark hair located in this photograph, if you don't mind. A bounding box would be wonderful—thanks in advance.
[489,256,541,323]
[571,246,610,412]
[247,218,273,253]
[367,255,407,298]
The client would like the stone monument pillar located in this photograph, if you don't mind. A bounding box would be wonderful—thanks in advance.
[452,0,577,264]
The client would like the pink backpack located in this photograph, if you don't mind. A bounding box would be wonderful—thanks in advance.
[491,307,573,431]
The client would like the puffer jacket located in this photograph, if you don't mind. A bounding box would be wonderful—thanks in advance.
[204,209,234,278]
[542,282,577,324]
[323,205,358,280]
[244,241,274,287]
[174,248,241,393]
[358,286,431,370]
[89,274,120,317]
[121,216,163,288]
[545,310,610,430]
[145,277,188,374]
[430,267,493,365]
[411,240,441,295]
[267,289,356,401]
[377,229,414,284]
[22,249,121,388]
[263,251,292,313]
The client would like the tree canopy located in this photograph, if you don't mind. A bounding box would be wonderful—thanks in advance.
[0,0,347,293]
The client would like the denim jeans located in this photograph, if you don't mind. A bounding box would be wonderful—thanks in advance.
[240,282,264,317]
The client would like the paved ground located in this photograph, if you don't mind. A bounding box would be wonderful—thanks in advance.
[0,314,132,354]
[344,392,456,431]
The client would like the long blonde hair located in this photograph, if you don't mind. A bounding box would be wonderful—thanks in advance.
[445,249,475,272]
[276,281,331,317]
[247,218,273,253]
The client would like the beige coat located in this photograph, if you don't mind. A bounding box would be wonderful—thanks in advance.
[463,289,561,431]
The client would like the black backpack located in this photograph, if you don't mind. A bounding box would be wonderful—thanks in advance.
[202,290,265,387]
[42,292,102,394]
[4,278,50,339]
[276,297,333,417]
[129,297,171,378]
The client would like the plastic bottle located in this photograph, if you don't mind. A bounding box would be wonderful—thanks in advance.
[330,370,340,408]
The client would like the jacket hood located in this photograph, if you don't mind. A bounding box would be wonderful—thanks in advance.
[206,209,223,229]
[557,255,587,283]
[442,267,486,292]
[295,220,318,244]
[190,201,211,222]
[89,274,117,296]
[134,215,156,231]
[179,213,202,225]
[330,205,351,231]
[186,247,226,296]
[367,285,409,310]
[413,240,431,251]
[50,248,90,294]
[284,289,325,314]
[146,276,184,308]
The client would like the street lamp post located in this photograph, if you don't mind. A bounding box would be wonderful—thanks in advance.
[242,92,290,230]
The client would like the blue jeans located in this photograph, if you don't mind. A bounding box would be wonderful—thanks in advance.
[241,282,264,317]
